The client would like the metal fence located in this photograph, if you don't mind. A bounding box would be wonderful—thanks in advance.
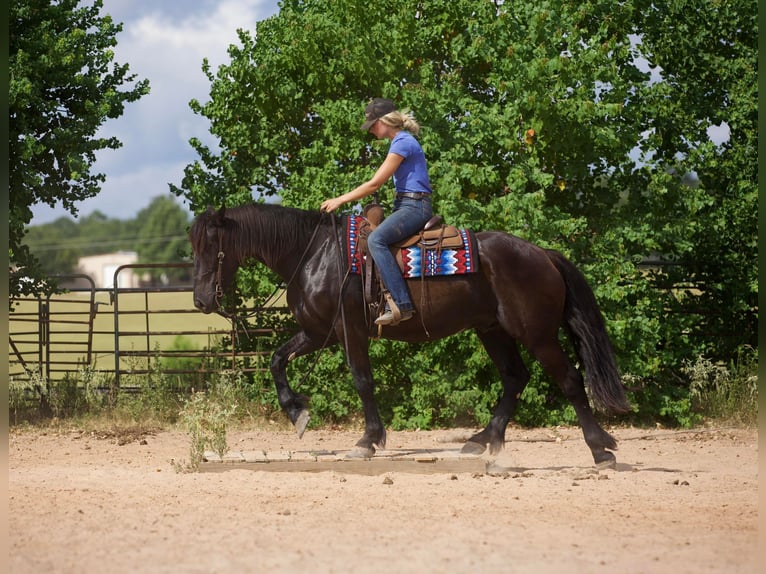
[8,263,291,388]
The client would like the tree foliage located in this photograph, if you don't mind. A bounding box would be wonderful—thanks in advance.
[134,196,192,282]
[9,0,150,298]
[172,0,756,426]
[630,0,758,359]
[21,216,81,275]
[22,196,191,282]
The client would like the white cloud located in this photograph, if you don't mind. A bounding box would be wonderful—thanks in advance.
[30,0,280,225]
[73,161,193,221]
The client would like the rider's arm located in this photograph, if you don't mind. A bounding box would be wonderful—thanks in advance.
[321,153,404,212]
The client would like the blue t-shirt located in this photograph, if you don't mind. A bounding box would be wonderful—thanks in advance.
[389,131,433,194]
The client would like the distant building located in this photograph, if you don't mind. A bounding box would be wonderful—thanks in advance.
[75,251,141,289]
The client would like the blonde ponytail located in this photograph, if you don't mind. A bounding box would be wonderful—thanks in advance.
[380,109,421,136]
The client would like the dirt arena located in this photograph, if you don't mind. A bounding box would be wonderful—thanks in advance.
[8,425,758,573]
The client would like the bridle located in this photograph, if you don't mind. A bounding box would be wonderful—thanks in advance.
[213,225,226,310]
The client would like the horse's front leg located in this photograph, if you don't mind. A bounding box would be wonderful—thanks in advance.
[344,337,386,459]
[270,331,324,438]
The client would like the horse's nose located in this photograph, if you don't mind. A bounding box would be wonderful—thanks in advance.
[193,297,207,312]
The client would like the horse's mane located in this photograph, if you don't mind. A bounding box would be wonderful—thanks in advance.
[191,203,337,264]
[237,203,333,261]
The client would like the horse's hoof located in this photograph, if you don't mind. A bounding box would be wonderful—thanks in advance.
[461,441,487,455]
[488,442,505,456]
[346,446,375,459]
[295,410,310,439]
[595,452,617,470]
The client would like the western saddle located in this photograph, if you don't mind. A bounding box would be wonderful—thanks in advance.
[355,203,463,330]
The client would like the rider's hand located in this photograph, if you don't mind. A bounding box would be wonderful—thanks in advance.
[321,197,343,213]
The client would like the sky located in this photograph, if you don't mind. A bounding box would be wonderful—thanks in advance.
[29,0,282,226]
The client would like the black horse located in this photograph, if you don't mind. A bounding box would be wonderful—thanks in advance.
[190,203,630,468]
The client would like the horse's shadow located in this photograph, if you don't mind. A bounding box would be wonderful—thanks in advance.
[353,447,687,474]
[491,462,686,474]
[482,458,689,475]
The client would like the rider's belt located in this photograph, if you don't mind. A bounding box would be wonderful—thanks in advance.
[395,192,431,200]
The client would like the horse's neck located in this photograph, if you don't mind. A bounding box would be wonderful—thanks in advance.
[238,206,333,281]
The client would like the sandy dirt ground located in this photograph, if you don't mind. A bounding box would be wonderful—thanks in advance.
[8,424,759,573]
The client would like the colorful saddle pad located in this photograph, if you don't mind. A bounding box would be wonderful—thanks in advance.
[345,215,479,278]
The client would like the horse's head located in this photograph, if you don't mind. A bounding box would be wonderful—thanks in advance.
[189,206,239,314]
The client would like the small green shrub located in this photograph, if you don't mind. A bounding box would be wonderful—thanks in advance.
[686,347,757,426]
[9,364,113,424]
[177,371,240,471]
[118,346,194,423]
[622,372,702,428]
[9,374,40,425]
[76,364,111,411]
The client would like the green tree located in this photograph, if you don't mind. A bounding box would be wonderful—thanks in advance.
[75,211,134,256]
[173,0,756,425]
[10,0,150,299]
[22,197,191,282]
[21,216,81,275]
[135,196,191,283]
[628,0,758,360]
[23,210,136,278]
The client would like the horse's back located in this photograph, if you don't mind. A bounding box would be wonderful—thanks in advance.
[383,231,565,342]
[475,231,564,288]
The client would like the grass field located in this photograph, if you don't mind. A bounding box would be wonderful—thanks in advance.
[9,289,285,379]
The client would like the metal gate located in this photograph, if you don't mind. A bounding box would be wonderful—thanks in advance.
[8,264,291,387]
[9,274,98,381]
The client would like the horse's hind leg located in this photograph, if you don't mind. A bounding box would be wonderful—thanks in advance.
[462,328,530,456]
[531,340,618,468]
[270,331,325,438]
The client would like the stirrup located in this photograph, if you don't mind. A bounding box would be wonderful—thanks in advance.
[374,293,415,327]
[375,293,401,327]
[375,308,414,326]
[377,293,401,323]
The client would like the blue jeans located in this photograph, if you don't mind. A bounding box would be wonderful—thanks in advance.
[367,196,432,312]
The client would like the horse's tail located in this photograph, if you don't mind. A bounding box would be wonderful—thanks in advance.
[546,249,630,414]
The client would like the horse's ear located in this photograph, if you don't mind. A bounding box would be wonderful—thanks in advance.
[214,206,226,226]
[205,205,225,226]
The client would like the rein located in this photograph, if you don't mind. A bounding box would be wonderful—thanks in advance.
[330,215,353,368]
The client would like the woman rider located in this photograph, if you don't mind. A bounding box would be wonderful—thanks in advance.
[321,98,433,326]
